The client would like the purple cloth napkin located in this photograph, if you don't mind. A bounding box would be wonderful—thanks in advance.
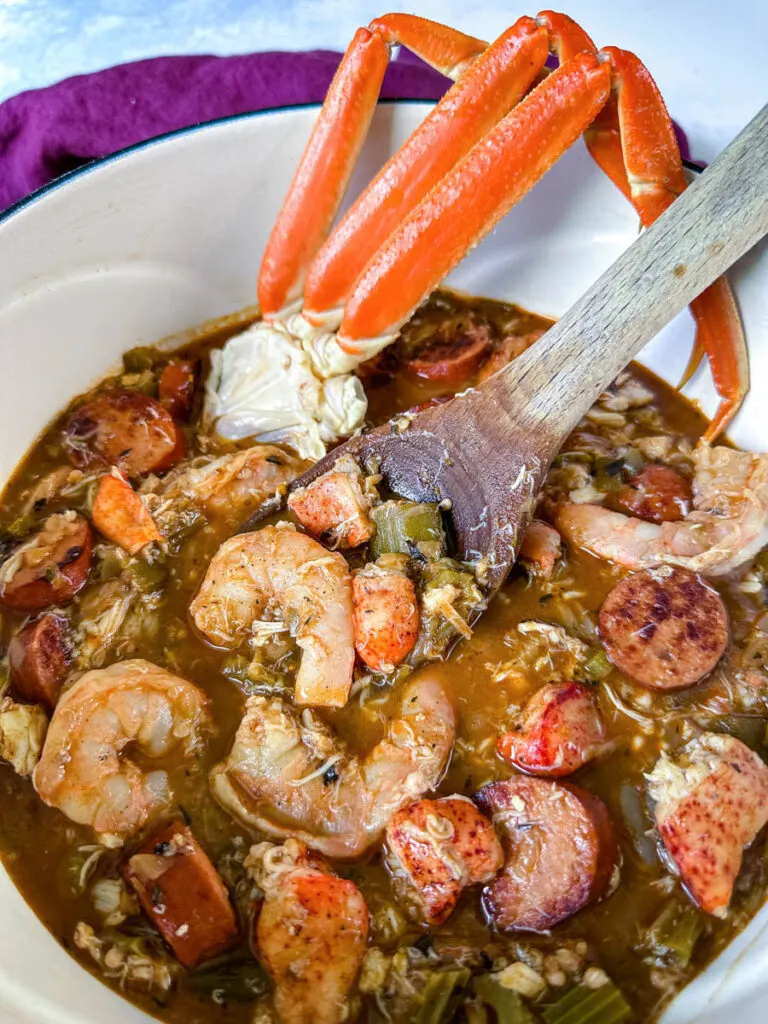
[0,48,692,215]
[0,50,447,213]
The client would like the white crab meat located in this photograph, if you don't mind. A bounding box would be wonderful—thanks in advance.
[203,320,367,460]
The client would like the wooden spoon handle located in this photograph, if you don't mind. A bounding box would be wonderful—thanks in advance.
[489,102,768,440]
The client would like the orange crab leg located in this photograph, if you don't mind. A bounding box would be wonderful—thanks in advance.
[370,13,486,78]
[257,17,489,320]
[303,17,549,322]
[257,29,389,318]
[338,53,611,347]
[580,43,747,440]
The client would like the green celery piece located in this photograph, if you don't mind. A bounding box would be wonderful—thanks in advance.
[542,982,631,1024]
[647,900,704,967]
[413,968,471,1024]
[125,559,168,593]
[370,500,445,561]
[122,345,161,373]
[473,975,540,1023]
[583,647,613,681]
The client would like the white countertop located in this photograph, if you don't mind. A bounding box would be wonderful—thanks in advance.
[0,0,766,162]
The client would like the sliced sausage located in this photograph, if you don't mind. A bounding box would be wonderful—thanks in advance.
[8,613,70,712]
[159,360,197,421]
[599,567,729,690]
[0,512,93,612]
[352,567,419,673]
[647,733,768,917]
[497,681,608,777]
[385,795,503,925]
[122,821,238,969]
[475,329,546,384]
[92,473,162,554]
[611,465,692,523]
[405,324,492,385]
[477,777,618,932]
[289,465,374,548]
[64,389,184,477]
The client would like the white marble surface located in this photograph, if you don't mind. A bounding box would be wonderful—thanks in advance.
[0,0,766,162]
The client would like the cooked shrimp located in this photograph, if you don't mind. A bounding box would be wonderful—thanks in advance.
[33,659,208,844]
[288,454,376,548]
[247,839,368,1024]
[518,520,562,577]
[210,669,455,857]
[147,444,307,534]
[189,525,355,707]
[385,796,503,925]
[557,445,768,576]
[352,556,419,673]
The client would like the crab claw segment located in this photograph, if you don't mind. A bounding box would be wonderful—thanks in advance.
[303,17,549,323]
[369,13,487,79]
[257,28,389,319]
[585,45,748,441]
[692,278,749,442]
[536,10,597,61]
[338,52,611,347]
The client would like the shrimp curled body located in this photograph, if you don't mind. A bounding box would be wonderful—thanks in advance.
[33,659,208,844]
[557,446,768,576]
[190,525,355,707]
[211,670,455,858]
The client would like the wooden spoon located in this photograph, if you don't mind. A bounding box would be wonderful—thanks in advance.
[244,103,768,594]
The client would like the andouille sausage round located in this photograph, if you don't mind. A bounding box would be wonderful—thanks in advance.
[599,566,729,690]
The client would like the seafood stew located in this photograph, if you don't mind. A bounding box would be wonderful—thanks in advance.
[1,290,768,1024]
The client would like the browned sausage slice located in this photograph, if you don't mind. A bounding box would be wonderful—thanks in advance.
[385,796,503,925]
[599,567,729,690]
[497,681,608,777]
[477,777,618,932]
[611,465,692,523]
[405,324,493,385]
[8,613,70,712]
[122,821,239,969]
[64,389,184,477]
[647,733,768,917]
[0,513,93,612]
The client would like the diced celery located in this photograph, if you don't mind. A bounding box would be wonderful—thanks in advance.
[593,450,644,493]
[647,900,704,967]
[583,647,613,681]
[413,968,471,1024]
[221,654,250,682]
[717,715,767,752]
[125,559,168,593]
[542,981,631,1024]
[6,513,36,539]
[473,975,540,1023]
[370,500,446,562]
[411,558,483,663]
[187,958,269,1000]
[122,346,161,373]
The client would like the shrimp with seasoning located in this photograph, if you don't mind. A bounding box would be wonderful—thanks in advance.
[33,659,209,844]
[557,445,768,575]
[210,669,455,858]
[190,524,355,707]
[247,839,369,1024]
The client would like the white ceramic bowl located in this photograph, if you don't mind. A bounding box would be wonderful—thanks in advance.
[0,101,767,1024]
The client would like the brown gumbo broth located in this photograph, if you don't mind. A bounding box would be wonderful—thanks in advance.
[1,290,767,1024]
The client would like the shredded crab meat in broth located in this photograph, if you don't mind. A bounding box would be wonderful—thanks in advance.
[0,291,767,1024]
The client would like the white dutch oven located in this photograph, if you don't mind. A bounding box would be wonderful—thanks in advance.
[0,101,766,1024]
